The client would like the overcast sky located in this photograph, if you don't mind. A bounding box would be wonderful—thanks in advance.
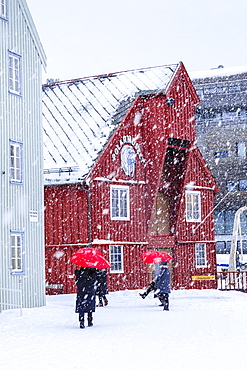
[26,0,247,82]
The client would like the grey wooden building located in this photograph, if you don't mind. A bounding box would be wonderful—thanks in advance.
[191,66,247,255]
[0,0,46,311]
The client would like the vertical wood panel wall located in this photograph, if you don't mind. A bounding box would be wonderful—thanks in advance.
[0,0,46,310]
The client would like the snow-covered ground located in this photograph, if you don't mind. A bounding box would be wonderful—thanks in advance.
[1,289,247,370]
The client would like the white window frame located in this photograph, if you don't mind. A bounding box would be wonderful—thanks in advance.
[8,51,22,96]
[195,243,207,268]
[110,185,130,220]
[0,0,7,19]
[10,231,25,275]
[109,245,124,273]
[10,140,23,184]
[185,190,201,222]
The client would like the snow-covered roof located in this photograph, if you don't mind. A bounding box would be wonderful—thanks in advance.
[42,63,179,185]
[189,65,247,80]
[191,65,247,111]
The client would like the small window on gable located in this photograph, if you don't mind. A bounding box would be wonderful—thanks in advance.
[185,191,201,222]
[110,185,130,220]
[10,231,25,275]
[236,142,246,158]
[9,51,21,96]
[0,0,7,19]
[10,140,23,184]
[109,245,124,273]
[195,243,207,268]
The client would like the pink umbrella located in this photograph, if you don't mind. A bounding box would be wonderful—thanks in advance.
[140,250,173,264]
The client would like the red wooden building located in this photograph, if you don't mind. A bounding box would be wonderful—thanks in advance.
[43,62,218,294]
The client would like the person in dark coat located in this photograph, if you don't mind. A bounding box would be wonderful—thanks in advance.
[75,267,97,328]
[140,262,171,310]
[96,269,109,307]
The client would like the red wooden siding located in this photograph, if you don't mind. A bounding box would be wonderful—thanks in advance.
[44,63,218,294]
[166,64,199,142]
[90,180,147,243]
[173,243,217,290]
[45,185,89,246]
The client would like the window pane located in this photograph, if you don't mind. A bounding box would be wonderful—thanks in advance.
[110,245,123,272]
[111,186,129,220]
[226,181,237,192]
[119,190,127,218]
[9,53,21,94]
[1,0,6,18]
[10,142,22,182]
[186,191,200,222]
[215,151,228,158]
[196,243,206,267]
[10,233,23,273]
[239,180,247,191]
[237,142,246,158]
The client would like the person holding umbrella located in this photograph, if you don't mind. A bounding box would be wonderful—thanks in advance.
[96,269,109,307]
[140,262,171,310]
[70,247,111,328]
[139,250,172,311]
[75,266,97,328]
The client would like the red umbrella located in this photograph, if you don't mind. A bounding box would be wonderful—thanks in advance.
[70,247,111,269]
[140,250,173,264]
[74,247,103,255]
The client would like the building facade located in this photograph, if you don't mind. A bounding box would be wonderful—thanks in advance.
[0,0,46,311]
[192,66,247,257]
[43,63,218,293]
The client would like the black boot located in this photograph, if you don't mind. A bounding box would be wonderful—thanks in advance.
[79,314,85,328]
[139,292,147,299]
[88,312,93,327]
[163,294,169,310]
[97,298,103,307]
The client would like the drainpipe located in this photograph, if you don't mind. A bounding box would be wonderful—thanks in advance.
[80,181,92,247]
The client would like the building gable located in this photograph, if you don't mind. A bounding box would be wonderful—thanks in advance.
[42,64,179,185]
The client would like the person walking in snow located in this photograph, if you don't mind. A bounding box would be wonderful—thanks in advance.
[96,269,109,307]
[139,262,171,310]
[75,267,97,328]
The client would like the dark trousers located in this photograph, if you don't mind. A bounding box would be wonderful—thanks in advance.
[98,295,108,305]
[157,293,169,309]
[79,312,93,324]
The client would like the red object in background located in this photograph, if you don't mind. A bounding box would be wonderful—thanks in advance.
[70,247,111,269]
[75,247,103,255]
[140,250,173,264]
[44,63,218,293]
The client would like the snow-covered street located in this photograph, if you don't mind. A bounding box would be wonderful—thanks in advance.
[1,289,247,370]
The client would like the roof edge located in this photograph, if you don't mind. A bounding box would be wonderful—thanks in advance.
[19,0,47,68]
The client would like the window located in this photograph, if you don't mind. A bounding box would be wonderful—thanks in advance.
[0,0,7,19]
[239,180,247,191]
[195,243,207,268]
[110,185,130,220]
[9,51,21,95]
[226,181,237,192]
[215,210,236,235]
[214,151,229,158]
[10,141,23,183]
[10,232,24,274]
[109,245,123,273]
[185,191,201,222]
[237,142,246,158]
